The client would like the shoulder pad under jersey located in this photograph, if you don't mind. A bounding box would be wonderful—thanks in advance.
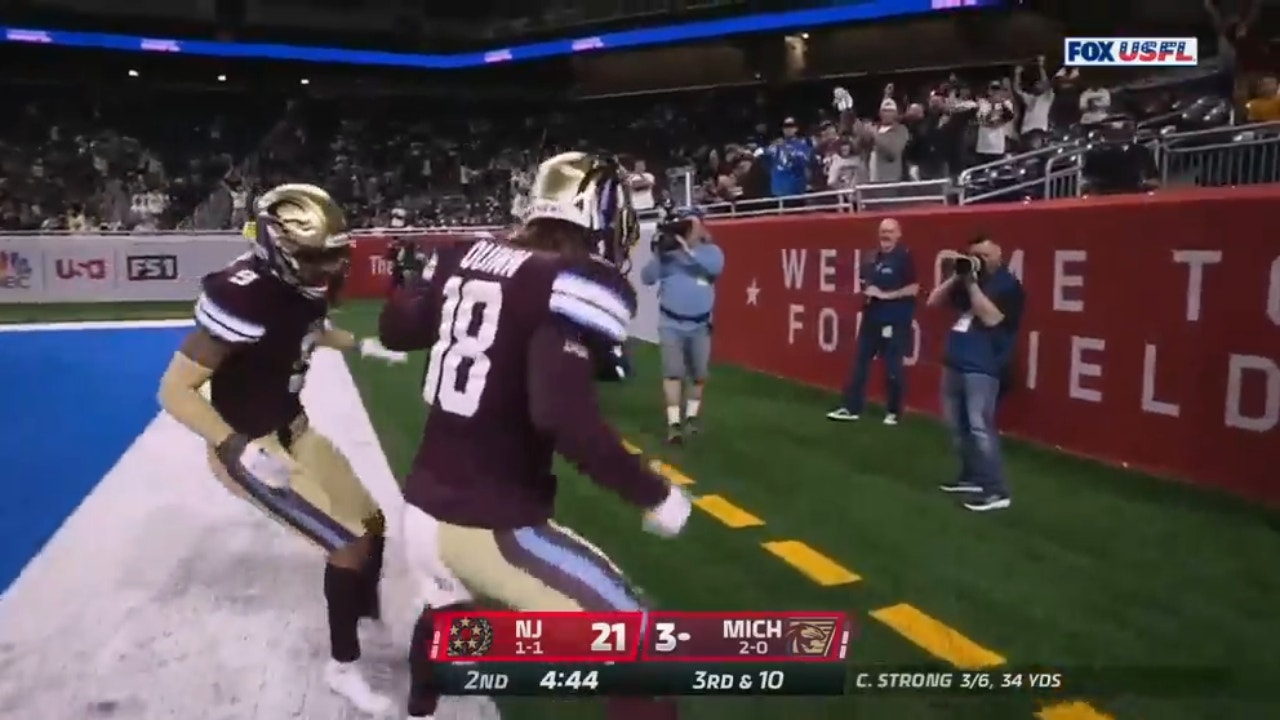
[548,258,637,344]
[193,263,276,344]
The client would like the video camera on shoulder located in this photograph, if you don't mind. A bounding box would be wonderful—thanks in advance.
[652,204,693,255]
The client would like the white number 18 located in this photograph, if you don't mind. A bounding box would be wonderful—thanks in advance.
[422,277,503,417]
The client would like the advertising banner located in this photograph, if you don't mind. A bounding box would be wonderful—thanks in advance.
[0,235,250,303]
[0,246,42,298]
[44,244,116,300]
[706,186,1280,503]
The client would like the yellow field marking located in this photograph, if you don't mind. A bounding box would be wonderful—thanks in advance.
[1036,701,1115,720]
[649,459,696,486]
[761,540,860,586]
[869,603,1006,668]
[693,495,765,528]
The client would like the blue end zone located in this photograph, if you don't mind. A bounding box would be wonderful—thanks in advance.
[0,324,189,593]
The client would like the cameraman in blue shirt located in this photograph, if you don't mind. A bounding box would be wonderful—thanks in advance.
[927,235,1025,513]
[641,206,724,444]
[827,219,918,425]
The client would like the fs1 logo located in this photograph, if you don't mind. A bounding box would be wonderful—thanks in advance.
[0,251,34,290]
[126,254,179,281]
[1064,37,1198,67]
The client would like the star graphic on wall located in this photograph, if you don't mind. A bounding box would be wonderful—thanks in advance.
[746,279,761,306]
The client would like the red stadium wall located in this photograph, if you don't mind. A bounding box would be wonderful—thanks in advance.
[342,189,1280,504]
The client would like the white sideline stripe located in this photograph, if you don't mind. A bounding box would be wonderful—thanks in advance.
[0,318,196,333]
[0,344,422,718]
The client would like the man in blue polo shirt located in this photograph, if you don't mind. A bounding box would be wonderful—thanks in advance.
[827,218,918,425]
[927,235,1025,512]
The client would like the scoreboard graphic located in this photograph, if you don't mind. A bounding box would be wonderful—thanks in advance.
[429,611,852,696]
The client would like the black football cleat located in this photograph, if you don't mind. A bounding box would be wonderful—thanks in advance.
[683,417,700,436]
[665,423,683,445]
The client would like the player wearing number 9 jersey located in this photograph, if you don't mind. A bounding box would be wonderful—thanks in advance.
[380,152,686,720]
[156,183,412,717]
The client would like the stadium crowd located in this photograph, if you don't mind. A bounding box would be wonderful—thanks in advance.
[1,4,1276,232]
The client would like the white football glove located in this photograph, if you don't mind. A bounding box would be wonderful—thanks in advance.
[643,486,693,538]
[239,440,295,490]
[359,337,408,364]
[832,86,854,112]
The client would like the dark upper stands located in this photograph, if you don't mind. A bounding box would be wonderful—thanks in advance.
[0,24,1275,231]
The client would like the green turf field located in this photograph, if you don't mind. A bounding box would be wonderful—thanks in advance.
[6,300,1279,720]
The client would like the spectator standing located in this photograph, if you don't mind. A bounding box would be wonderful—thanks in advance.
[936,85,976,177]
[640,207,724,444]
[627,159,657,211]
[975,81,1015,165]
[865,96,909,183]
[762,117,812,200]
[826,138,864,190]
[827,218,918,425]
[1246,74,1279,122]
[227,177,249,228]
[928,236,1025,513]
[1205,0,1270,109]
[1050,67,1084,128]
[1015,56,1055,150]
[1078,84,1112,125]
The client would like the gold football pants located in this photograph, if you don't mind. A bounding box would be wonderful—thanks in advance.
[401,505,644,611]
[207,414,382,551]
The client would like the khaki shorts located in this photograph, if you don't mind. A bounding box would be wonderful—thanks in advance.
[207,415,382,551]
[401,505,644,611]
[659,325,711,381]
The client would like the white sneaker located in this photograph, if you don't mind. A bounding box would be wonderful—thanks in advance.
[325,659,393,716]
[825,408,859,421]
[883,414,899,426]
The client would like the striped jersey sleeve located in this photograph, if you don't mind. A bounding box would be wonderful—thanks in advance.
[548,271,633,343]
[194,290,267,343]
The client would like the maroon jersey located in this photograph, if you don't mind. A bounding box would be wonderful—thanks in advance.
[380,240,669,529]
[194,255,328,438]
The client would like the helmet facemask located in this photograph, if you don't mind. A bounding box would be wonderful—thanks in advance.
[253,184,352,299]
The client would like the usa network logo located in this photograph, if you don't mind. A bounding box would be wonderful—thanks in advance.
[0,251,34,289]
[1064,37,1198,67]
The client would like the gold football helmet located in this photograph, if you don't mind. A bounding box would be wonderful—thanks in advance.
[523,152,640,270]
[252,183,352,297]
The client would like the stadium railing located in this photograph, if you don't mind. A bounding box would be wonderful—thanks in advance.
[687,178,953,218]
[956,143,1086,205]
[1156,120,1280,188]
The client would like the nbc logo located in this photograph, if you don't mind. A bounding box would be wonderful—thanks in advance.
[0,251,34,289]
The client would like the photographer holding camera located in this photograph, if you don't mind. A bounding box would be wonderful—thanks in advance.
[640,206,724,444]
[386,237,427,289]
[926,235,1024,513]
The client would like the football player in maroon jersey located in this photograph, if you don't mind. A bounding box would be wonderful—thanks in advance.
[157,184,410,716]
[379,152,688,719]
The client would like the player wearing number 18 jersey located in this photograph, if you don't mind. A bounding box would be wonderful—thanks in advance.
[380,153,688,719]
[157,184,410,717]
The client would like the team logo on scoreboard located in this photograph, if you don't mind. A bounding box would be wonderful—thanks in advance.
[448,616,495,657]
[783,618,838,657]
